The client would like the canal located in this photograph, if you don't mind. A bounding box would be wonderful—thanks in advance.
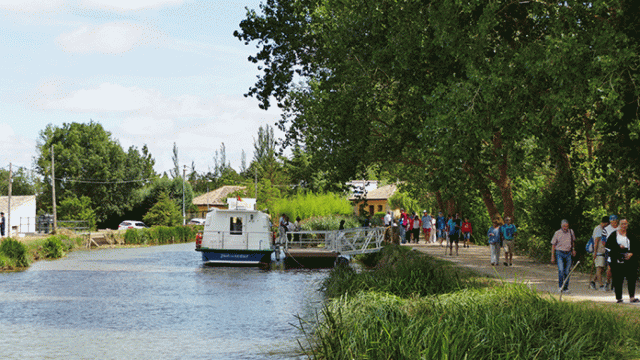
[0,242,328,359]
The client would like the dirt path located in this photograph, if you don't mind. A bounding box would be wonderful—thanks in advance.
[407,241,633,304]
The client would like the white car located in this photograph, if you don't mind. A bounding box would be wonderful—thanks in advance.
[188,218,206,225]
[118,221,148,230]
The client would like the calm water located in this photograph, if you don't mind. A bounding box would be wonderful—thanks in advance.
[0,243,328,359]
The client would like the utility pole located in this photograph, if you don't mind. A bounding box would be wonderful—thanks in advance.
[254,166,258,199]
[7,163,11,238]
[183,165,186,225]
[51,145,57,233]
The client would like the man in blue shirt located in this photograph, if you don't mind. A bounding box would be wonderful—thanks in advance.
[501,217,517,266]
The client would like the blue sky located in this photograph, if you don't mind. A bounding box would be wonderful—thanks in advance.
[0,0,282,175]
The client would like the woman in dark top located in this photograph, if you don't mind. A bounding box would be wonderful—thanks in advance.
[605,218,639,303]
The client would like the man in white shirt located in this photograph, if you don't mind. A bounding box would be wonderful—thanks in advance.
[602,214,619,291]
[384,211,392,227]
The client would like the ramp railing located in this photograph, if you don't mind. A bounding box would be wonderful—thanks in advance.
[279,227,384,255]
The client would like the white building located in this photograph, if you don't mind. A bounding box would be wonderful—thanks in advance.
[0,195,37,237]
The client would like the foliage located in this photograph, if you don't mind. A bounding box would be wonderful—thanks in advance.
[0,238,29,267]
[0,167,39,196]
[36,121,155,224]
[300,215,361,231]
[143,192,182,227]
[42,237,65,259]
[123,225,198,245]
[268,192,352,220]
[58,195,96,230]
[310,244,640,359]
[322,245,479,299]
[307,286,640,359]
[236,0,640,267]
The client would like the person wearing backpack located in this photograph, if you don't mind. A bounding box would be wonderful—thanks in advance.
[589,216,610,290]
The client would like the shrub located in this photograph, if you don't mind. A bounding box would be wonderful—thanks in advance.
[300,215,361,231]
[0,238,29,267]
[42,237,65,259]
[268,192,353,220]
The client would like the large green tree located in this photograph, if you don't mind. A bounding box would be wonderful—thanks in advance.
[36,121,156,224]
[236,0,640,230]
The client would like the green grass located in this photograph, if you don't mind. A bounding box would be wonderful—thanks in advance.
[304,244,640,359]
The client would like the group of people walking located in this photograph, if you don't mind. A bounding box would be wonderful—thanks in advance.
[584,215,638,303]
[383,210,475,256]
[547,214,637,303]
[487,216,517,266]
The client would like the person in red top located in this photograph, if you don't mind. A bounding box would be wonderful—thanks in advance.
[461,217,473,248]
[406,213,414,243]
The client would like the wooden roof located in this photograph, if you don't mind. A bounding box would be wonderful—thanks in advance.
[192,186,246,206]
[349,184,397,201]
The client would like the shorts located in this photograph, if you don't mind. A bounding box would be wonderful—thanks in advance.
[503,240,515,253]
[423,228,431,237]
[595,254,606,268]
[437,229,446,238]
[463,232,471,240]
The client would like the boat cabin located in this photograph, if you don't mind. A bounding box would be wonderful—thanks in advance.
[201,198,272,251]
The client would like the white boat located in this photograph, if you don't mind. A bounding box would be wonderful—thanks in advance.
[195,198,274,265]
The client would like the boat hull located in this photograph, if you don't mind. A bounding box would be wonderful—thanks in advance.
[196,249,273,266]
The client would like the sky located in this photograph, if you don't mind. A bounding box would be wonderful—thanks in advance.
[0,0,283,176]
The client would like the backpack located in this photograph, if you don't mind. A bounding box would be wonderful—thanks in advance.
[585,237,595,254]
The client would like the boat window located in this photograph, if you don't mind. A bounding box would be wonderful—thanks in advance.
[230,217,243,235]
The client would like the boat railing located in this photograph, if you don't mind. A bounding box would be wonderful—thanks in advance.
[279,227,384,255]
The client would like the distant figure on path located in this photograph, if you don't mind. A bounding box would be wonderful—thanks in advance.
[501,217,517,266]
[488,218,502,266]
[411,214,421,244]
[551,219,576,294]
[436,212,446,246]
[0,212,5,237]
[602,214,619,291]
[589,215,610,291]
[421,211,432,244]
[605,218,639,303]
[461,217,472,248]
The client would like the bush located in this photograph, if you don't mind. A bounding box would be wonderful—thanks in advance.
[322,244,480,299]
[300,215,361,231]
[123,225,198,245]
[42,237,65,259]
[268,192,353,220]
[0,238,29,267]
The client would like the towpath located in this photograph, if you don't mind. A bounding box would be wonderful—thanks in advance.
[407,242,632,304]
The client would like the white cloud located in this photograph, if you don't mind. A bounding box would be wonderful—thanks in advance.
[43,83,161,111]
[56,22,164,54]
[79,0,184,11]
[0,0,65,12]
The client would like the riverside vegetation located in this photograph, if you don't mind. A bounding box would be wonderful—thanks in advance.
[301,245,640,359]
[0,225,201,271]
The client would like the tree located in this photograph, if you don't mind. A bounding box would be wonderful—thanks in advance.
[236,0,640,227]
[36,121,154,224]
[58,195,96,230]
[170,142,180,179]
[0,167,38,196]
[143,192,182,226]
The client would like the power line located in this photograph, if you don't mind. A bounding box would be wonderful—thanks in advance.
[53,177,153,184]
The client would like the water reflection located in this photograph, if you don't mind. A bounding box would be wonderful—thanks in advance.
[0,243,327,359]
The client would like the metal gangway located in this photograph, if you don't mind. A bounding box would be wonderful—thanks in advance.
[278,226,385,256]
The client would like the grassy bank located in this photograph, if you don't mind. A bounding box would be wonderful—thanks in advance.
[303,245,640,359]
[0,235,84,270]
